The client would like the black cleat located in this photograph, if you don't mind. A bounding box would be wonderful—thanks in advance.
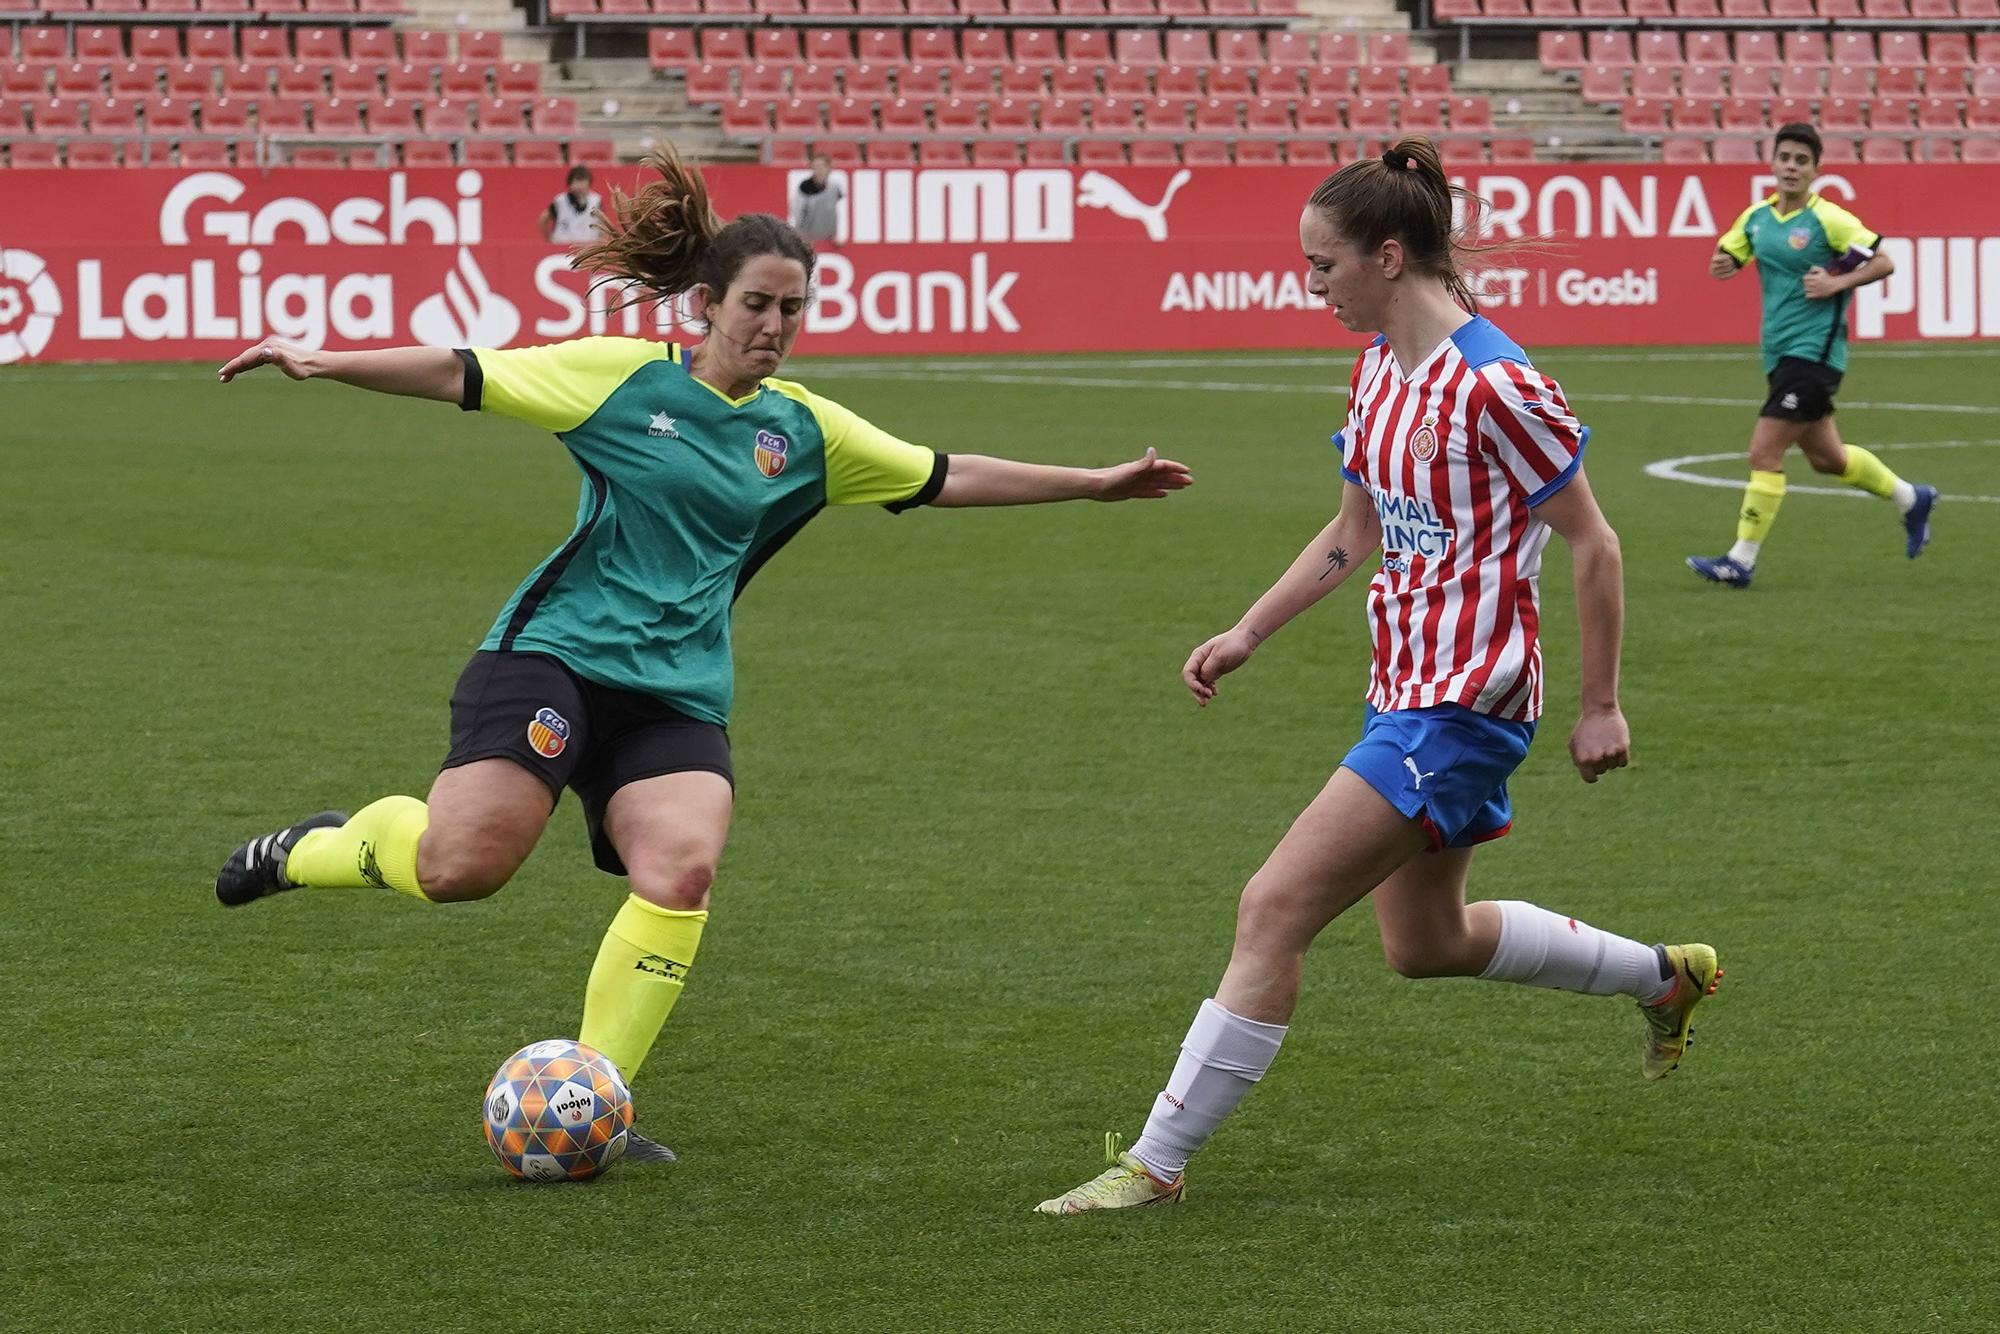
[623,1129,679,1165]
[215,811,348,907]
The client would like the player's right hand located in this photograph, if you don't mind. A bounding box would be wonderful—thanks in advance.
[1707,251,1738,280]
[218,340,313,383]
[1182,627,1260,707]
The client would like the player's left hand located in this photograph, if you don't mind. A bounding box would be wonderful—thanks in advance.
[1092,448,1194,501]
[1569,706,1630,783]
[1801,266,1842,300]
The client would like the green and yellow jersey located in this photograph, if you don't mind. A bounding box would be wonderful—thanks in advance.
[1718,193,1882,373]
[456,337,944,726]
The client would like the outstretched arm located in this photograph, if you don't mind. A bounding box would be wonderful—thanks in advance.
[1183,480,1379,707]
[217,341,464,404]
[930,447,1192,507]
[1531,468,1629,782]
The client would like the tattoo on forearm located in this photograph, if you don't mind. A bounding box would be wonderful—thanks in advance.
[1319,547,1350,580]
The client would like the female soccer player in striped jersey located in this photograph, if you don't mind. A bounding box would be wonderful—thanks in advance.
[211,146,1191,1163]
[1038,137,1718,1215]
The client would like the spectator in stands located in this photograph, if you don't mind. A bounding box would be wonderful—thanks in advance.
[790,155,843,248]
[540,165,604,244]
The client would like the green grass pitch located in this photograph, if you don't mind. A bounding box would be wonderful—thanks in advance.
[3,343,1995,1331]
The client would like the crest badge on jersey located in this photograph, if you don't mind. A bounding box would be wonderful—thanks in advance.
[1409,414,1440,463]
[754,429,790,478]
[1788,226,1812,251]
[527,707,570,759]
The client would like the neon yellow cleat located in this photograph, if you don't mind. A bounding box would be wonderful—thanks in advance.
[1640,944,1722,1080]
[1035,1132,1185,1216]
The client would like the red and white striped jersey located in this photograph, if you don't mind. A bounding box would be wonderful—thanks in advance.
[1334,316,1588,722]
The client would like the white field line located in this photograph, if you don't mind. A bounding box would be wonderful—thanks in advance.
[1645,439,2000,504]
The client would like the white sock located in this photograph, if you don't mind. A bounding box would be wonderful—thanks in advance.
[1727,539,1760,567]
[1129,999,1287,1181]
[1891,479,1917,512]
[1479,900,1673,1004]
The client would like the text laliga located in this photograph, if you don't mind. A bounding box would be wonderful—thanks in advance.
[76,251,391,344]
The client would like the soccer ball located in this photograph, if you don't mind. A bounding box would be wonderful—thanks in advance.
[482,1038,634,1182]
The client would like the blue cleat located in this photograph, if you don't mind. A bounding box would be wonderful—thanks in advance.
[1686,554,1754,588]
[1903,484,1937,559]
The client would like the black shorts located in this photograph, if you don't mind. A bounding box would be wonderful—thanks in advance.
[442,650,733,876]
[1761,356,1843,423]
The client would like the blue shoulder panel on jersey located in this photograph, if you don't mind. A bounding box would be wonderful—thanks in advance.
[1451,316,1530,370]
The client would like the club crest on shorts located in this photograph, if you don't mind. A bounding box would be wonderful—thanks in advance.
[1788,226,1812,251]
[527,707,570,759]
[1409,414,1440,463]
[754,430,790,478]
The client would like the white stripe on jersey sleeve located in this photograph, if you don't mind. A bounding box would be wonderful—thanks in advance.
[1476,363,1589,507]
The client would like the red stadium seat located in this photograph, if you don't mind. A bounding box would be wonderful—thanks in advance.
[1215,29,1261,66]
[1347,95,1390,133]
[385,64,435,99]
[1192,96,1237,132]
[1963,137,2000,162]
[1685,32,1728,65]
[855,28,903,63]
[1303,65,1351,98]
[132,28,182,64]
[1867,97,1913,129]
[1254,63,1300,98]
[1928,34,1972,70]
[1233,138,1281,164]
[1859,136,1906,162]
[1631,65,1674,99]
[1620,97,1666,132]
[1682,65,1725,99]
[277,64,324,99]
[1289,142,1340,167]
[1532,0,1579,15]
[187,26,234,64]
[1092,96,1139,131]
[1777,66,1822,99]
[69,141,123,168]
[1166,30,1212,66]
[1116,30,1164,67]
[1722,0,1766,12]
[699,30,751,66]
[531,97,579,133]
[1821,96,1863,130]
[1877,32,1922,68]
[1062,30,1109,64]
[866,140,914,165]
[92,96,139,133]
[1368,32,1409,64]
[721,97,770,132]
[1357,64,1399,98]
[203,95,249,130]
[909,27,956,65]
[401,140,452,167]
[1734,66,1775,98]
[3,64,49,98]
[402,32,450,66]
[1076,140,1125,165]
[753,29,801,65]
[1773,96,1815,123]
[55,64,102,98]
[1831,33,1875,67]
[1670,96,1717,129]
[1586,32,1634,68]
[1828,65,1869,99]
[1914,136,1957,162]
[827,95,873,132]
[332,63,380,97]
[932,95,978,132]
[1408,63,1449,98]
[1539,31,1584,72]
[1182,139,1228,165]
[313,96,362,133]
[1661,137,1707,162]
[8,142,62,167]
[295,27,344,65]
[1452,95,1492,130]
[1916,95,1961,129]
[1674,0,1720,13]
[1243,95,1289,131]
[461,140,509,167]
[874,95,921,133]
[1295,94,1341,132]
[454,31,501,66]
[1720,96,1763,131]
[1876,65,1918,99]
[1040,97,1082,132]
[740,63,784,99]
[181,139,235,167]
[1580,65,1625,103]
[19,27,67,64]
[918,140,967,165]
[789,63,835,98]
[112,64,160,99]
[1130,140,1178,165]
[76,27,123,63]
[650,28,696,69]
[1713,137,1761,162]
[897,64,944,98]
[1101,64,1146,98]
[1733,32,1779,70]
[242,28,290,66]
[1207,64,1251,98]
[1782,33,1829,68]
[1157,64,1199,99]
[258,99,308,133]
[422,98,470,133]
[35,98,84,133]
[1861,0,1907,12]
[370,97,417,133]
[1634,32,1678,66]
[1491,136,1534,162]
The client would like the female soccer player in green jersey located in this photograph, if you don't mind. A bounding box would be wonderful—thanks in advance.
[1686,121,1936,589]
[211,147,1192,1161]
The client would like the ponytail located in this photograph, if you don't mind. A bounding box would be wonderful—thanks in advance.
[569,143,817,316]
[1307,135,1493,311]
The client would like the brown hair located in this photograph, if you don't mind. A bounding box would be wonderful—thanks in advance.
[1306,135,1494,311]
[570,144,817,315]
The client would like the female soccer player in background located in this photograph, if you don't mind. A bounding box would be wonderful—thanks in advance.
[212,147,1192,1161]
[1687,121,1934,588]
[1038,137,1717,1215]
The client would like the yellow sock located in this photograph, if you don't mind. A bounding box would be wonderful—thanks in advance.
[1737,470,1786,546]
[1838,444,1904,500]
[579,895,708,1081]
[284,795,431,900]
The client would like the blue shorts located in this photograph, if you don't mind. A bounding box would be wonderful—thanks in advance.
[1339,704,1536,851]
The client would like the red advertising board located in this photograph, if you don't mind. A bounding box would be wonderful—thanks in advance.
[0,163,1993,364]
